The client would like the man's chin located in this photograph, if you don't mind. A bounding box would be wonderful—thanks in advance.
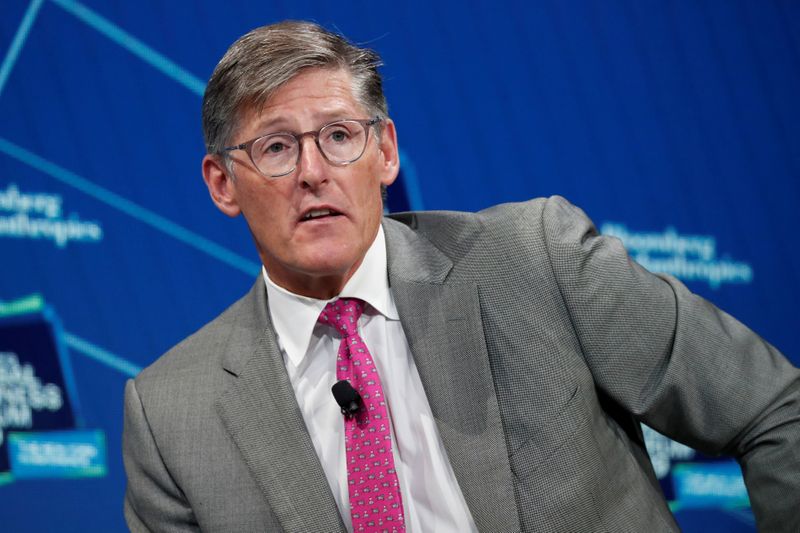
[265,256,362,297]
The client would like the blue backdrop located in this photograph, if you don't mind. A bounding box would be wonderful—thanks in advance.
[1,1,797,531]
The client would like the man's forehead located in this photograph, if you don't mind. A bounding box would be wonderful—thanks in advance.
[235,67,366,133]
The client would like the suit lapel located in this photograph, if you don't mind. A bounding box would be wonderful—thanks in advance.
[215,281,345,533]
[384,218,521,532]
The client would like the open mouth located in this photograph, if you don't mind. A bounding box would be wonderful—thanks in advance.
[301,208,342,221]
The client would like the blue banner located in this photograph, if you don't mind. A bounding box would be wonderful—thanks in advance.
[8,429,106,479]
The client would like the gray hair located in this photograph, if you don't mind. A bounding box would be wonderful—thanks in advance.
[202,20,388,155]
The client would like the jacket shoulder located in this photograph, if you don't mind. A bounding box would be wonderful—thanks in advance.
[133,281,265,393]
[386,195,591,261]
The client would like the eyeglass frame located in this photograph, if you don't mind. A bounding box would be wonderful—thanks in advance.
[219,116,383,178]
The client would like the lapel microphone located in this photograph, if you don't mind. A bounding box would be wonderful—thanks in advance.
[331,380,362,417]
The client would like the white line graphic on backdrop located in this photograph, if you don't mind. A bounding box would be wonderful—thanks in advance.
[0,0,45,100]
[49,0,206,96]
[62,332,141,378]
[0,137,260,275]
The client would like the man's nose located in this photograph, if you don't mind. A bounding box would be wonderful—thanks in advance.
[295,135,327,189]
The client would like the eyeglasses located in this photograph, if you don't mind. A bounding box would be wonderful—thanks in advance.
[220,117,382,178]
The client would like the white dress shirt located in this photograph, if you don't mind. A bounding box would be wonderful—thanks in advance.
[263,225,477,533]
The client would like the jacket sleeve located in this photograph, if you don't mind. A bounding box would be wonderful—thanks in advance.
[123,379,200,533]
[539,195,800,532]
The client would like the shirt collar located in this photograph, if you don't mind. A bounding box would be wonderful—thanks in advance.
[262,225,398,367]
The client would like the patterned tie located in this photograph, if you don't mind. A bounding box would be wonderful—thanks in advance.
[318,298,406,533]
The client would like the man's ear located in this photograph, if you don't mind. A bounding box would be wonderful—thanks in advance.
[202,154,241,217]
[377,119,400,187]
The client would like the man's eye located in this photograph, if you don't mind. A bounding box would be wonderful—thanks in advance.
[329,129,350,143]
[264,142,286,154]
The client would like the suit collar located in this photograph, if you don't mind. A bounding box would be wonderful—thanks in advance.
[261,224,399,369]
[218,280,269,378]
[384,217,521,532]
[383,216,453,284]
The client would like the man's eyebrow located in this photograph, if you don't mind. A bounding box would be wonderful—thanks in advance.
[250,116,287,134]
[251,109,361,135]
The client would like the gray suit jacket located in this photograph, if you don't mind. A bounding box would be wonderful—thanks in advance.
[123,196,800,532]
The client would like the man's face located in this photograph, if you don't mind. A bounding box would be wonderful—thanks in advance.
[202,68,399,299]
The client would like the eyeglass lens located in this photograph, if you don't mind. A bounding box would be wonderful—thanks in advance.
[250,120,368,177]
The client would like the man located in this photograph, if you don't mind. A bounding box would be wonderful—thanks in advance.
[123,21,800,532]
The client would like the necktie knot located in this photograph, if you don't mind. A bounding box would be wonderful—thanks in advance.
[318,297,365,338]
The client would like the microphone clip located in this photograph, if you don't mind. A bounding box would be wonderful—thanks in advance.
[331,380,363,418]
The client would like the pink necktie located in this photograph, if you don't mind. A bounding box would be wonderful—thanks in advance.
[318,298,406,533]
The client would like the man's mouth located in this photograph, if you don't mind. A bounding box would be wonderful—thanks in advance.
[301,208,342,221]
